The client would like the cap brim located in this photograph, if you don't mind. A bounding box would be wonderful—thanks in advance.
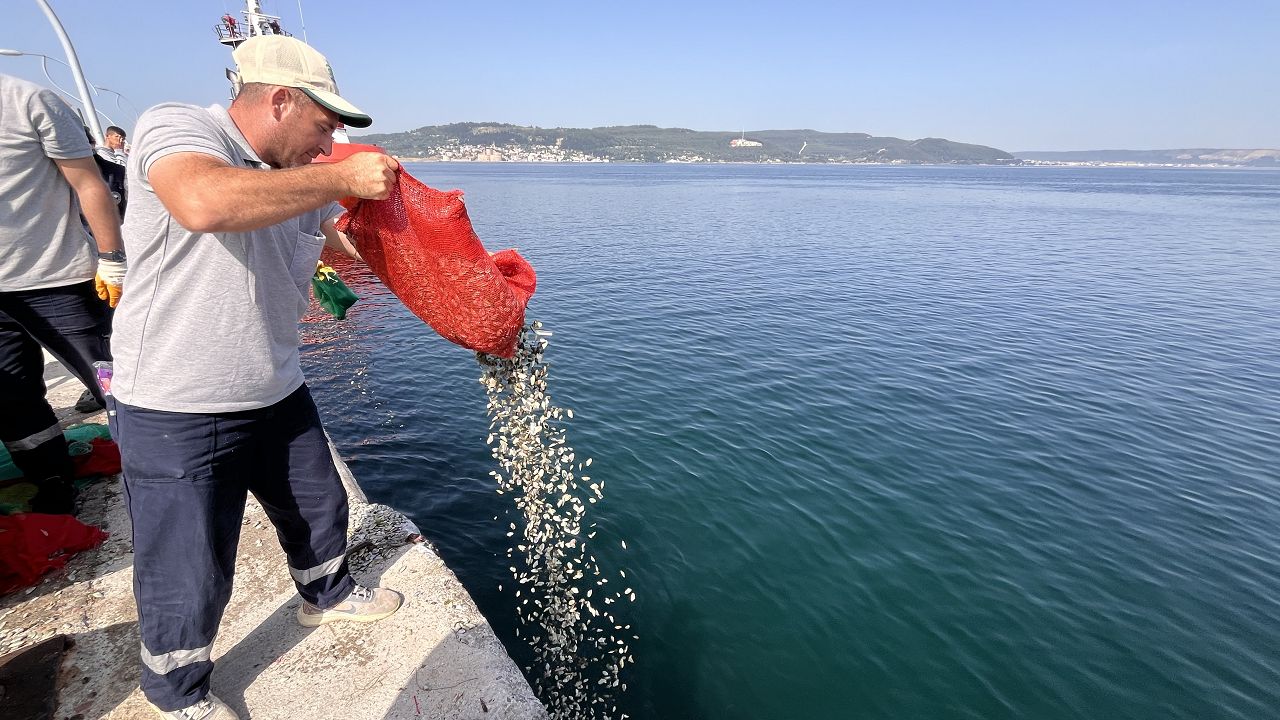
[300,87,372,128]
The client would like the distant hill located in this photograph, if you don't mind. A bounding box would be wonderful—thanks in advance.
[354,123,1014,164]
[1015,149,1280,167]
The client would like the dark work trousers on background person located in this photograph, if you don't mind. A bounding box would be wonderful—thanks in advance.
[109,383,356,712]
[0,280,111,511]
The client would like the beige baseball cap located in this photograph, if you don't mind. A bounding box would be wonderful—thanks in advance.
[232,35,372,128]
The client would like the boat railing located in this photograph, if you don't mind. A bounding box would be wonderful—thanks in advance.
[213,16,291,46]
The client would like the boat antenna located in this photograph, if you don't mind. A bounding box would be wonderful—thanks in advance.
[296,0,308,42]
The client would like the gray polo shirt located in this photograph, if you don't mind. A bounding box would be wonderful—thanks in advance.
[0,73,96,291]
[111,103,342,412]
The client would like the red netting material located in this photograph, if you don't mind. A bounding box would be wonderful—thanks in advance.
[337,170,536,358]
[0,514,108,594]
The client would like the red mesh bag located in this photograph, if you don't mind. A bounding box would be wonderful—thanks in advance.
[0,514,108,594]
[71,438,121,479]
[326,148,536,358]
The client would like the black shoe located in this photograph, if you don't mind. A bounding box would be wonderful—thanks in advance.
[74,389,103,413]
[30,479,79,515]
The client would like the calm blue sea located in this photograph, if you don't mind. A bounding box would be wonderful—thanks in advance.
[301,164,1280,720]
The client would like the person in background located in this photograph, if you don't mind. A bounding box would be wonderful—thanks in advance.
[0,73,125,514]
[91,126,129,220]
[98,125,128,163]
[109,36,401,720]
[69,125,128,414]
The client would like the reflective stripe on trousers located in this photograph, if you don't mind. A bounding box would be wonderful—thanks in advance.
[290,553,346,586]
[140,641,215,675]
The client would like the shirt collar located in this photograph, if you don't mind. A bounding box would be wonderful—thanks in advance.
[205,104,266,168]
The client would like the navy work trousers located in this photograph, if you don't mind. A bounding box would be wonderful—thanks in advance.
[112,384,355,711]
[0,281,111,486]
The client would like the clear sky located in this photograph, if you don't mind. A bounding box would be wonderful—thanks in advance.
[3,0,1277,151]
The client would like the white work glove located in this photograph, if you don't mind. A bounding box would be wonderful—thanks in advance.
[95,258,127,308]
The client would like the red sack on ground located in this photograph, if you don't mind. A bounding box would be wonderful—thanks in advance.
[71,438,121,479]
[0,514,108,594]
[331,155,536,358]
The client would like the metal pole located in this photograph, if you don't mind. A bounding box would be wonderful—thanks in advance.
[33,0,103,143]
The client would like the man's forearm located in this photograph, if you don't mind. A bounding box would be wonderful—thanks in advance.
[168,161,349,234]
[78,181,124,253]
[54,156,124,253]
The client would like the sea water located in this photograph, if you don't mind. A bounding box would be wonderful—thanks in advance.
[302,164,1280,720]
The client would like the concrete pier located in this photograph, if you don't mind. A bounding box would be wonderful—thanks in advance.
[0,354,547,719]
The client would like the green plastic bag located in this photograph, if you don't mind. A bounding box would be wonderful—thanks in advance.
[311,263,359,320]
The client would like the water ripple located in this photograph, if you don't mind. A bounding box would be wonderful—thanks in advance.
[305,165,1280,720]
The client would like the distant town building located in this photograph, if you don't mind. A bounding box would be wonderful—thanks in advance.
[475,145,504,162]
[730,137,763,148]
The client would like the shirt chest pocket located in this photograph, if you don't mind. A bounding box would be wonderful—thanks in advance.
[290,231,325,313]
[290,231,325,285]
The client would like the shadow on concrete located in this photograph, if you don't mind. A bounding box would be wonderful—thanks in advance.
[212,594,319,717]
[213,511,405,718]
[57,620,142,719]
[377,621,548,720]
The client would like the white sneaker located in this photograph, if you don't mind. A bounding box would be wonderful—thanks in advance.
[297,584,404,627]
[151,692,239,719]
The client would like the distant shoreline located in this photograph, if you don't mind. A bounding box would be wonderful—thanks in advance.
[390,156,1273,170]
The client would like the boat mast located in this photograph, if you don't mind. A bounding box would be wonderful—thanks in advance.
[213,1,349,142]
[215,0,292,100]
